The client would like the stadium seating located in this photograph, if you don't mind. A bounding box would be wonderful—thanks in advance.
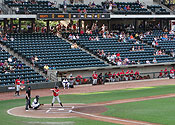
[1,33,108,71]
[60,3,107,13]
[63,32,174,64]
[4,0,62,14]
[147,5,170,15]
[142,30,175,54]
[0,47,47,86]
[111,2,152,15]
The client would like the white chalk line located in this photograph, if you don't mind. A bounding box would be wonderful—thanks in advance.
[46,108,51,113]
[72,110,150,125]
[74,94,175,108]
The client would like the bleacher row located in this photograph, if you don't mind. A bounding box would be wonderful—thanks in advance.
[1,33,108,71]
[3,0,170,15]
[4,0,62,14]
[63,32,175,64]
[142,30,175,53]
[0,47,47,86]
[112,2,152,15]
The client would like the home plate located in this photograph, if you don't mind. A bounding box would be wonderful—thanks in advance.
[58,109,64,111]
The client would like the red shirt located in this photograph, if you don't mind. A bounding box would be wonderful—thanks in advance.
[135,71,140,75]
[126,71,129,77]
[116,53,120,57]
[92,74,98,79]
[116,72,120,76]
[108,73,112,78]
[130,71,134,77]
[15,79,20,85]
[21,80,25,84]
[159,72,163,76]
[164,69,168,74]
[112,73,116,78]
[120,71,125,76]
[53,88,59,96]
[170,69,174,74]
[80,30,84,34]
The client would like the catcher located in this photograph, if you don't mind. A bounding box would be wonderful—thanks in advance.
[31,95,44,109]
[50,86,63,107]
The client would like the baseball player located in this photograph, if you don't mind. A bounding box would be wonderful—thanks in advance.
[51,86,63,107]
[92,71,98,85]
[62,78,70,89]
[32,95,43,109]
[15,77,21,96]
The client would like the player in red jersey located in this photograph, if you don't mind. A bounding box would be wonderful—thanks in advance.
[92,71,98,85]
[125,70,130,81]
[130,70,134,80]
[15,77,21,96]
[51,86,63,107]
[170,68,174,79]
[164,68,168,77]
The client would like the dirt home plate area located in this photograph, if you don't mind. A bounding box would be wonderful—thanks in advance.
[5,78,175,125]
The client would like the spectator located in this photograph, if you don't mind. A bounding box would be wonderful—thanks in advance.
[44,64,49,74]
[8,56,13,63]
[146,60,150,64]
[152,58,157,63]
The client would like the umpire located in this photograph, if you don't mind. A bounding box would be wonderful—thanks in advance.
[25,86,32,111]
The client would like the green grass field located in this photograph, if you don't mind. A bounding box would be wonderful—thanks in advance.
[102,97,175,125]
[1,85,175,125]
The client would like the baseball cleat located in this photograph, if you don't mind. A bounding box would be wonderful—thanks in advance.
[69,110,72,113]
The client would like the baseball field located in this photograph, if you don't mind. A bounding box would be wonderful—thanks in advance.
[1,79,175,125]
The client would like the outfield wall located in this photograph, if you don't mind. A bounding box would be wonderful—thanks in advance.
[0,81,61,93]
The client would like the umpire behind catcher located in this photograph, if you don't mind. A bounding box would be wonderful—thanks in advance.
[25,86,32,111]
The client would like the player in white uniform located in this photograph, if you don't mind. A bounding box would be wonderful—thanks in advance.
[62,78,70,89]
[32,95,43,109]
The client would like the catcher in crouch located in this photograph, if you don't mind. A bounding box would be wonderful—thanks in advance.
[31,95,44,109]
[50,86,63,107]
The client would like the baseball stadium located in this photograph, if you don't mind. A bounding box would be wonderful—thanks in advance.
[1,0,175,125]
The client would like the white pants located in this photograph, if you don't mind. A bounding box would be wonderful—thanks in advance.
[125,77,128,81]
[130,77,133,80]
[16,85,20,91]
[62,82,70,89]
[170,74,174,79]
[93,79,97,84]
[52,96,61,104]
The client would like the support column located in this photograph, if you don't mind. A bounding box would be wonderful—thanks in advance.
[31,19,35,33]
[108,20,110,31]
[4,18,7,33]
[166,19,170,31]
[79,19,81,33]
[19,19,21,33]
[143,19,146,31]
[10,18,13,33]
[134,19,137,31]
[46,20,49,33]
[160,19,163,30]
